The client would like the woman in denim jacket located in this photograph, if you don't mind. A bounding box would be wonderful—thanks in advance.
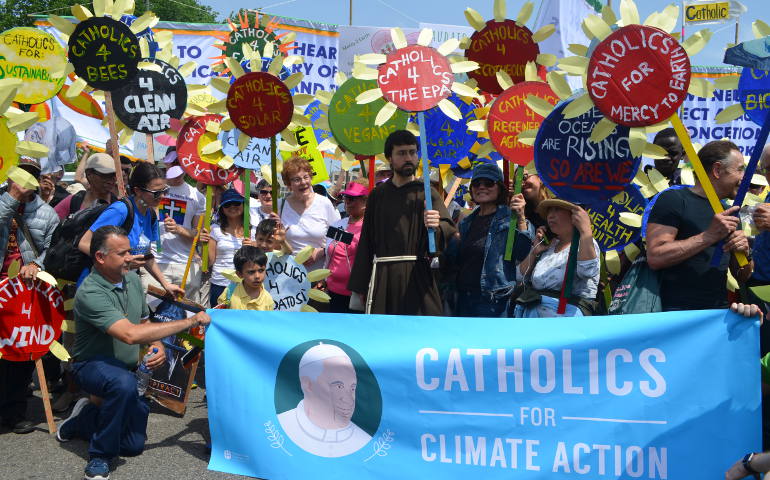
[447,163,533,317]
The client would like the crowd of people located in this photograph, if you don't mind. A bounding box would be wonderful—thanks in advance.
[0,129,767,480]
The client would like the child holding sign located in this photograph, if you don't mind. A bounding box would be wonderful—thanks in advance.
[217,245,273,311]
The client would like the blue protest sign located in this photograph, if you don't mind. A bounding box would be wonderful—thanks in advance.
[417,93,478,167]
[305,99,333,146]
[451,138,502,179]
[534,99,641,204]
[206,309,760,480]
[220,129,276,170]
[738,68,770,126]
[585,184,647,251]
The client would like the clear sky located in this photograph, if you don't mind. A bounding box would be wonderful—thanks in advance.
[197,0,770,66]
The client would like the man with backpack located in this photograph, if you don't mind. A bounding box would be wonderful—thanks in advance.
[0,158,60,434]
[55,153,117,220]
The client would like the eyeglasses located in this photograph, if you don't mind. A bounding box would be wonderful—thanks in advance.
[138,186,169,199]
[259,189,272,195]
[290,175,313,184]
[471,178,496,189]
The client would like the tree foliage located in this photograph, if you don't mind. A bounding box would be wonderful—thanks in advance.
[0,0,219,33]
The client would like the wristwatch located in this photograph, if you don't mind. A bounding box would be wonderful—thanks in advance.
[742,452,761,479]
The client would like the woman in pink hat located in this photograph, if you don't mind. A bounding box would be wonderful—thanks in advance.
[325,179,369,313]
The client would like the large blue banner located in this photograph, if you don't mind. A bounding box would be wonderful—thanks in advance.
[205,310,760,479]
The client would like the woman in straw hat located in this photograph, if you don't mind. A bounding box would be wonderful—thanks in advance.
[513,198,600,317]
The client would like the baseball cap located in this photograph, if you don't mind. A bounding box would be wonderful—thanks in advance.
[220,188,245,207]
[341,182,369,197]
[17,157,41,177]
[471,163,503,183]
[85,153,116,174]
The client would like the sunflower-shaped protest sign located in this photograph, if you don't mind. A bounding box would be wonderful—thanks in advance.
[463,0,556,95]
[317,72,409,189]
[353,27,479,256]
[48,1,160,196]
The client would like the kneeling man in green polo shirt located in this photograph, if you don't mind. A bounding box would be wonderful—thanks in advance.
[56,225,210,480]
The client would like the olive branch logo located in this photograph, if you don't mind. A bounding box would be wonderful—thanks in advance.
[264,420,292,456]
[363,429,394,462]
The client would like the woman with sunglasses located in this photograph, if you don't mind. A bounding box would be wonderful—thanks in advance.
[446,163,532,317]
[78,162,183,297]
[280,157,340,270]
[199,188,255,307]
[252,178,273,223]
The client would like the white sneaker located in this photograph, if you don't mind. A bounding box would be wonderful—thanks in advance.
[57,398,90,442]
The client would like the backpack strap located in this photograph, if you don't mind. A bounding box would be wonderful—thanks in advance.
[119,197,136,234]
[12,212,40,258]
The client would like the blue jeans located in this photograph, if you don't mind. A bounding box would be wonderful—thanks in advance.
[454,290,511,317]
[210,283,227,308]
[72,356,150,460]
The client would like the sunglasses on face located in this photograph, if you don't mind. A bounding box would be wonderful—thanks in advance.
[138,186,169,199]
[471,178,496,189]
[259,189,272,195]
[222,202,242,209]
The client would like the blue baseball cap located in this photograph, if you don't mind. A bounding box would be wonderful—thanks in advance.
[471,163,503,183]
[220,188,244,207]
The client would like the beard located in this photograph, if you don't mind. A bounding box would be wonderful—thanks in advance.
[395,162,415,177]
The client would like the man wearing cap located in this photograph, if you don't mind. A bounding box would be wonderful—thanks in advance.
[142,164,206,302]
[277,343,372,458]
[55,153,118,220]
[348,130,456,315]
[0,159,60,434]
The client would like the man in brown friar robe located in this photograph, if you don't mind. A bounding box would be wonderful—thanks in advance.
[348,130,456,315]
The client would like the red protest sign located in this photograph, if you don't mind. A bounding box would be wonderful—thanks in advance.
[488,81,559,165]
[378,45,452,112]
[227,72,293,138]
[587,25,690,127]
[0,278,64,362]
[465,20,540,95]
[177,114,243,185]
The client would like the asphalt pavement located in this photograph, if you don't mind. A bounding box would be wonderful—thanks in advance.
[0,367,248,480]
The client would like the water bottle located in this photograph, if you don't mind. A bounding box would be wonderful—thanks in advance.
[136,348,158,396]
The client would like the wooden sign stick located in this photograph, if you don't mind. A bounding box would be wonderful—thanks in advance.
[180,213,206,295]
[670,113,748,267]
[146,133,154,163]
[35,358,56,434]
[104,92,126,198]
[444,177,462,208]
